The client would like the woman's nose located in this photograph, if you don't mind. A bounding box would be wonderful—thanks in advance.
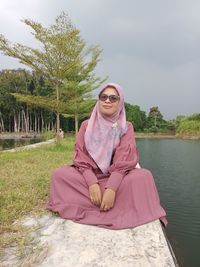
[105,97,111,103]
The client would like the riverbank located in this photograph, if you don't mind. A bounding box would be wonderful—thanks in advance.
[0,132,42,139]
[135,133,176,139]
[1,131,200,140]
[135,132,200,139]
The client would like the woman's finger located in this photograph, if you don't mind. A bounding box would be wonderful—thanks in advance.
[90,193,96,204]
[93,194,98,205]
[97,195,101,206]
[104,205,109,211]
[100,201,105,211]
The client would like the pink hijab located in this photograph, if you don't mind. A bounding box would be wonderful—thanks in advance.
[84,83,127,174]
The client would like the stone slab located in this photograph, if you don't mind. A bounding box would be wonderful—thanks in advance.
[1,214,178,267]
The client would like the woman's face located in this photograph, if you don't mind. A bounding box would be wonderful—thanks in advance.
[98,87,120,116]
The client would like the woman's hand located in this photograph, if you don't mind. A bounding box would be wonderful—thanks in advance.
[100,188,116,211]
[89,183,102,206]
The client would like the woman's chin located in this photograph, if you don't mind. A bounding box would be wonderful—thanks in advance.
[102,110,114,116]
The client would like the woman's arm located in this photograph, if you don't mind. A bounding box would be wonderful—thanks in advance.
[73,120,99,187]
[105,122,139,191]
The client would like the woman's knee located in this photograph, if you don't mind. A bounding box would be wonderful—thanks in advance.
[140,168,153,177]
[51,166,69,181]
[124,168,153,184]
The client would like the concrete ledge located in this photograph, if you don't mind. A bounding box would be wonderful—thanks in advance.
[2,214,178,267]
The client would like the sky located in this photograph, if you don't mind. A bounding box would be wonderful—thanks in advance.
[0,0,199,120]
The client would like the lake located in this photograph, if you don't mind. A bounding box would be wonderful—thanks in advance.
[136,138,200,267]
[0,137,44,151]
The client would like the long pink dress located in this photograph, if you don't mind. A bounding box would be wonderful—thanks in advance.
[46,120,167,229]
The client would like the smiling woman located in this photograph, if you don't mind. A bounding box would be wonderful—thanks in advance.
[46,82,167,230]
[98,87,120,117]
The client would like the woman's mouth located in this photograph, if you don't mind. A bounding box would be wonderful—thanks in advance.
[103,105,112,109]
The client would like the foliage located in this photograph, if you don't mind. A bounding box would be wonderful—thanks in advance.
[147,106,163,128]
[148,126,159,133]
[0,69,56,133]
[0,12,105,136]
[0,69,31,113]
[125,102,147,131]
[176,114,200,135]
[61,81,99,133]
[187,113,200,121]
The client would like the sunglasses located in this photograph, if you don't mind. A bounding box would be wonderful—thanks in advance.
[99,93,120,103]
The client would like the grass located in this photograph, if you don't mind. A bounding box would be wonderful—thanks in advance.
[0,135,75,250]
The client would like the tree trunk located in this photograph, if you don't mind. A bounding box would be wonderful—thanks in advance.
[9,116,11,132]
[0,111,5,132]
[34,112,37,132]
[26,104,29,132]
[18,112,20,132]
[37,115,40,133]
[154,115,157,127]
[22,109,28,133]
[56,112,60,142]
[41,111,44,133]
[21,110,24,132]
[14,112,17,132]
[75,113,79,136]
[30,113,32,132]
[56,82,60,143]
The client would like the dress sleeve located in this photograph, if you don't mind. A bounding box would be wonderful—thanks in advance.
[105,122,139,192]
[73,120,99,187]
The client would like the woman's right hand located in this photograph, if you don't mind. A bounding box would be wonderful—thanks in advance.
[89,183,102,206]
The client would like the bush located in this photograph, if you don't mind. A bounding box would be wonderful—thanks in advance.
[148,126,159,133]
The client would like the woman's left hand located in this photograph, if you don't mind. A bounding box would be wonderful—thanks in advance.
[100,188,116,211]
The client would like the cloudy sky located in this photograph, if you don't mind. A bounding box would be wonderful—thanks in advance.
[0,0,199,119]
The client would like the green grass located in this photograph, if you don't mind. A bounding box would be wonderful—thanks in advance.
[0,135,75,249]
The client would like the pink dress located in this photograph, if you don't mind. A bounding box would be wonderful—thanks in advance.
[46,121,167,229]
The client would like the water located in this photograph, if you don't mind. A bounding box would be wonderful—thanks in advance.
[136,138,200,267]
[0,137,44,151]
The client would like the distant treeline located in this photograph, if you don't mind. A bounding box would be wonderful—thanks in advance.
[0,69,199,136]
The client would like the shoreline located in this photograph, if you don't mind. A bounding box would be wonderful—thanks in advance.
[0,132,42,139]
[1,132,199,140]
[135,134,176,139]
[135,133,200,140]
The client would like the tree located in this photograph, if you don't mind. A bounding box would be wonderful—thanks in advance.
[62,80,96,135]
[147,106,164,130]
[0,12,104,139]
[125,103,147,131]
[0,69,32,132]
[0,69,56,133]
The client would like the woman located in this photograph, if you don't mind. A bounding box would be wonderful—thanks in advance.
[46,83,167,229]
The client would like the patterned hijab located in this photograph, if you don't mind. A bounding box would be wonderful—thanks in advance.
[84,83,127,174]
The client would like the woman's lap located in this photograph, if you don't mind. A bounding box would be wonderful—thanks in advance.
[46,166,166,229]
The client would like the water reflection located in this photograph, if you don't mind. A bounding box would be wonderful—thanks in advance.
[0,138,44,151]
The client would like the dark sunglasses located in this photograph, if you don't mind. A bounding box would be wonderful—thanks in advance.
[99,93,120,103]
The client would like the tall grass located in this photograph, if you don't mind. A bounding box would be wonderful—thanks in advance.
[0,135,75,249]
